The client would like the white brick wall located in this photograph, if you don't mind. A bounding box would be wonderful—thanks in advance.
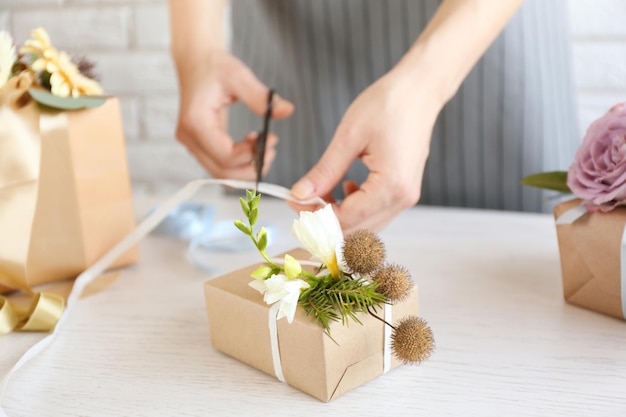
[1,0,626,195]
[569,0,626,134]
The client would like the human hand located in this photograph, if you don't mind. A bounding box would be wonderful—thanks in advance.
[175,50,294,179]
[289,69,442,233]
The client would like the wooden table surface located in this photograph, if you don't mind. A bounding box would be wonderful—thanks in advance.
[1,194,625,417]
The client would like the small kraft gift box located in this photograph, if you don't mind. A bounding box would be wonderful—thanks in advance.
[204,191,434,402]
[554,199,626,320]
[523,102,626,321]
[0,28,138,332]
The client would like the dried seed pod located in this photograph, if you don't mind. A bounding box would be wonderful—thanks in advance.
[373,264,413,302]
[342,229,386,274]
[391,316,434,364]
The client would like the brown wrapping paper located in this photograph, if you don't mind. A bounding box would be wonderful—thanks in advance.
[204,248,420,402]
[0,75,138,294]
[554,199,625,319]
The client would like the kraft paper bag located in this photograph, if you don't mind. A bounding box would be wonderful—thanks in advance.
[0,74,138,294]
[204,248,420,402]
[554,199,625,320]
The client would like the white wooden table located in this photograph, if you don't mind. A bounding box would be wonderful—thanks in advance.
[1,194,625,416]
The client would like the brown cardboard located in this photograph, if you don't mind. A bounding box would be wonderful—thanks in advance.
[204,248,420,402]
[0,96,138,294]
[554,199,624,319]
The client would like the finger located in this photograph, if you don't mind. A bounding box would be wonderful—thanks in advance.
[227,69,294,119]
[179,128,233,167]
[335,193,401,233]
[342,180,359,197]
[229,132,279,167]
[286,200,327,215]
[182,131,257,179]
[333,172,409,233]
[198,153,258,180]
[291,126,361,200]
[286,190,335,215]
[177,108,237,163]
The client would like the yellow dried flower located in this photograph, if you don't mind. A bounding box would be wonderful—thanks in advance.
[373,264,413,302]
[392,316,434,365]
[342,229,386,274]
[20,27,103,97]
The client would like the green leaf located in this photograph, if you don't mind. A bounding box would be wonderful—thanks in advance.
[29,88,106,110]
[250,193,261,210]
[249,207,258,227]
[234,219,250,235]
[256,227,268,251]
[239,197,250,217]
[246,189,256,203]
[520,171,571,193]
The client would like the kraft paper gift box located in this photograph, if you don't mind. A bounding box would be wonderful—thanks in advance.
[0,75,138,295]
[204,248,420,402]
[554,199,625,320]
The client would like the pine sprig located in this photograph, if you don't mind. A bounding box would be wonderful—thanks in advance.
[299,275,388,332]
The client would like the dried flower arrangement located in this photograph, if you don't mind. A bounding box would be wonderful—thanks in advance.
[0,27,104,109]
[235,190,435,365]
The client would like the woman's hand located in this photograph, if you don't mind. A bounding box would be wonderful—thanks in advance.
[289,67,441,233]
[175,50,294,180]
[289,0,523,232]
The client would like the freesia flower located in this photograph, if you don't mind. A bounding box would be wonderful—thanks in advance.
[291,205,343,278]
[0,31,16,89]
[249,274,310,323]
[568,103,626,212]
[20,27,103,97]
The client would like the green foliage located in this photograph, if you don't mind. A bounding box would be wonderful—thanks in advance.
[235,189,390,335]
[299,275,388,332]
[235,190,277,267]
[520,171,571,193]
[28,88,106,110]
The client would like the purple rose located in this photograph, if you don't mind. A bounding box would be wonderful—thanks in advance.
[568,103,626,212]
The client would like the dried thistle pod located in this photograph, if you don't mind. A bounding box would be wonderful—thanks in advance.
[373,263,413,302]
[342,229,386,274]
[391,316,434,365]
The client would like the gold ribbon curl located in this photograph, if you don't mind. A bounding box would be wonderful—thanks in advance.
[0,293,65,335]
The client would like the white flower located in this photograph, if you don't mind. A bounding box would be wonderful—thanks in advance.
[0,31,16,89]
[291,205,343,278]
[249,274,310,323]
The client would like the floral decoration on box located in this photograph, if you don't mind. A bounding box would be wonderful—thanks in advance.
[0,27,105,109]
[522,103,626,211]
[235,190,435,365]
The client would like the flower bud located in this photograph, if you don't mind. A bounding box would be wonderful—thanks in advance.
[283,254,302,279]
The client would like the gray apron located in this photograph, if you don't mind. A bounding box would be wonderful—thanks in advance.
[229,0,579,212]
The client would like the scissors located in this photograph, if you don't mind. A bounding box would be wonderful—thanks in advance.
[254,89,275,189]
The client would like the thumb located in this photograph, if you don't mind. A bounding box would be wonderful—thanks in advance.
[291,136,358,200]
[228,67,294,119]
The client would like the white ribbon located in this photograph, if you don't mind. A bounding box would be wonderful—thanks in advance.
[268,303,286,383]
[0,179,324,414]
[620,225,626,319]
[555,203,626,319]
[383,304,392,374]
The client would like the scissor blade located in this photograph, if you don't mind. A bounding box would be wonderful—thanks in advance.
[255,89,274,189]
